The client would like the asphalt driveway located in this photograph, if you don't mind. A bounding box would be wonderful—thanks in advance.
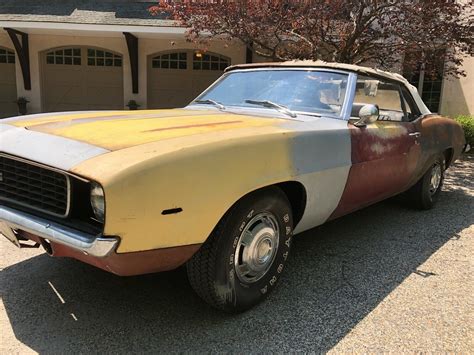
[1,155,473,353]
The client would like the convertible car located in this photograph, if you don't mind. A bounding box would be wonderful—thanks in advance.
[0,61,466,312]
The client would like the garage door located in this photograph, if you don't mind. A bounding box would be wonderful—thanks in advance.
[41,47,124,112]
[148,51,230,109]
[0,48,17,118]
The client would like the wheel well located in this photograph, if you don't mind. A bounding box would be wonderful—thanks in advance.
[275,181,307,227]
[221,182,307,229]
[444,148,454,168]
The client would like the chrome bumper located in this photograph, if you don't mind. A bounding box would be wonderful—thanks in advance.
[0,205,118,257]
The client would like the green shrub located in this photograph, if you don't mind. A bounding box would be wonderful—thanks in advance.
[455,115,474,147]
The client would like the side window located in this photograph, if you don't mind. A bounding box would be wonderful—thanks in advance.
[400,86,421,121]
[353,75,406,122]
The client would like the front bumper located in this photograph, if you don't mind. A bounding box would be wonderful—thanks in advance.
[0,205,118,257]
[1,205,201,276]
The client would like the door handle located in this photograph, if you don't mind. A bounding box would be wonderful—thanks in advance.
[409,132,421,138]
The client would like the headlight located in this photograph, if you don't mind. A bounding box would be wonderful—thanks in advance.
[90,182,105,222]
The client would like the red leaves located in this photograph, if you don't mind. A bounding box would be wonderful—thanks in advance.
[149,0,473,78]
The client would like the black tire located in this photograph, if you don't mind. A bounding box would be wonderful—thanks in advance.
[406,155,445,210]
[187,187,293,313]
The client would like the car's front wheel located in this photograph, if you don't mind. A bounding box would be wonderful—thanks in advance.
[187,187,293,313]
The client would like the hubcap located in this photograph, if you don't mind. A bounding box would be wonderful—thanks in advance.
[234,212,280,283]
[429,163,442,195]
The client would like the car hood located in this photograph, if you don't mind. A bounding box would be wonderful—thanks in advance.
[5,109,285,151]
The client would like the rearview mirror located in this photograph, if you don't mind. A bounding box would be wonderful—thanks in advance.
[354,104,379,127]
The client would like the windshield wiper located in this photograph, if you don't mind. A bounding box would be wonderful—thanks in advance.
[244,99,297,118]
[194,99,225,110]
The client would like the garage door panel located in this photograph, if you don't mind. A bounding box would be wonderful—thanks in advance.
[149,89,196,108]
[148,51,229,109]
[42,47,123,112]
[45,85,83,104]
[85,87,124,106]
[191,72,222,95]
[149,71,192,90]
[46,102,90,112]
[0,65,17,118]
[86,103,124,110]
[43,66,84,110]
[85,70,123,86]
[148,70,193,108]
[0,48,17,118]
[44,67,83,84]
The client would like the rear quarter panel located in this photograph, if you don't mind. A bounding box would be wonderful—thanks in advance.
[414,114,465,182]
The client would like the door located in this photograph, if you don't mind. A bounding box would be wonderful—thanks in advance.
[148,50,229,109]
[330,75,422,218]
[0,48,17,118]
[41,47,124,112]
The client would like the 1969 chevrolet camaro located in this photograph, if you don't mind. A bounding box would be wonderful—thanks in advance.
[0,61,467,312]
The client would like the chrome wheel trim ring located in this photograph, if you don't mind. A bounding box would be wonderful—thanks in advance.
[234,212,280,284]
[429,163,442,195]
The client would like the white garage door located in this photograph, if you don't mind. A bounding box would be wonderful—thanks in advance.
[41,47,124,112]
[148,51,230,109]
[0,48,17,118]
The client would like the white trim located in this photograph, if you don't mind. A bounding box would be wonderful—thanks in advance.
[0,123,109,171]
[3,111,100,123]
[0,21,186,35]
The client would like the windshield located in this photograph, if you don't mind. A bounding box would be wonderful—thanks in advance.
[194,70,349,117]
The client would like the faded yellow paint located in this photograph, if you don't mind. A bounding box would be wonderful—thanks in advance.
[72,124,295,253]
[13,109,284,151]
[45,115,276,150]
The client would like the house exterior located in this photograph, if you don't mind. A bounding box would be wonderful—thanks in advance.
[0,0,472,118]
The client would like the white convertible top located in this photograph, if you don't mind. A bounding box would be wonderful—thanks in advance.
[227,60,431,115]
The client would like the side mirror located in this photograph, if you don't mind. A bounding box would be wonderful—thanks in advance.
[354,104,379,127]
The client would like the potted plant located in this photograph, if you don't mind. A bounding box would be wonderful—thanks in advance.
[16,97,29,115]
[126,100,140,110]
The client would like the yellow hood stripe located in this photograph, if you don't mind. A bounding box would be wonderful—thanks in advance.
[34,114,279,150]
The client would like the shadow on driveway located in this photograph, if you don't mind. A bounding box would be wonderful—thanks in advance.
[1,158,473,353]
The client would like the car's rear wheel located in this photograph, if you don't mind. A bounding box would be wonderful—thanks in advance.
[406,155,445,210]
[187,187,293,313]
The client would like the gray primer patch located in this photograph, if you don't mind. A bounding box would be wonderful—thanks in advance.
[282,117,352,234]
[0,124,109,171]
[284,117,352,174]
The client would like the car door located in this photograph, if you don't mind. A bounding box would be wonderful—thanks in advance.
[330,75,422,219]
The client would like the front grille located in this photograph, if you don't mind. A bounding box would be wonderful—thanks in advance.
[0,155,70,217]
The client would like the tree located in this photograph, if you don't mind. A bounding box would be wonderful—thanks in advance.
[149,0,473,78]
